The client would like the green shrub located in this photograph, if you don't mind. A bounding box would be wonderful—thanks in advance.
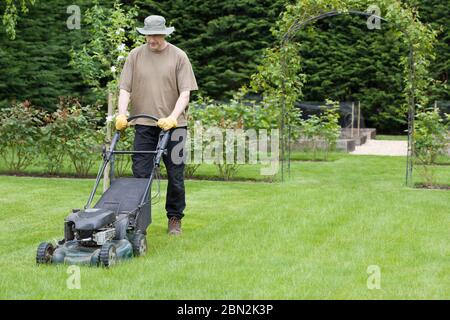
[188,98,244,180]
[414,107,450,186]
[298,114,321,159]
[187,95,288,180]
[297,101,341,161]
[0,101,44,172]
[40,101,73,175]
[66,130,102,177]
[318,101,341,160]
[39,98,103,177]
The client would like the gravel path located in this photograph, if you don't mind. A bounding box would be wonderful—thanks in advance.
[351,139,407,156]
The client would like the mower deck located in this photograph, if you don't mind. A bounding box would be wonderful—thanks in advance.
[52,239,133,266]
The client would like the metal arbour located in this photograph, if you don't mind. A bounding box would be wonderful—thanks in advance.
[279,10,416,186]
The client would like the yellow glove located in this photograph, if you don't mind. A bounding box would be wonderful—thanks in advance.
[157,116,178,131]
[115,114,128,131]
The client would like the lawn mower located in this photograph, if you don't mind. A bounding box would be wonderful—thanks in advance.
[36,114,169,267]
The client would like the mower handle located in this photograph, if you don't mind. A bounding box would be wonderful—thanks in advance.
[124,114,171,166]
[126,114,159,122]
[110,114,161,154]
[86,114,168,209]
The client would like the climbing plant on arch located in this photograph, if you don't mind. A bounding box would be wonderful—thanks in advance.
[250,0,437,186]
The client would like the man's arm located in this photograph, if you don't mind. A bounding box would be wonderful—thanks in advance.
[118,89,131,115]
[170,90,190,120]
[156,91,191,130]
[115,89,130,130]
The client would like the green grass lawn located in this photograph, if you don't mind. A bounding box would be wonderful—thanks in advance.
[0,154,449,299]
[374,135,408,141]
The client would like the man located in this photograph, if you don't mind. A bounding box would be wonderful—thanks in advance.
[115,15,198,235]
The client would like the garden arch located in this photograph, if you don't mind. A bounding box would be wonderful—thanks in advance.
[276,2,435,186]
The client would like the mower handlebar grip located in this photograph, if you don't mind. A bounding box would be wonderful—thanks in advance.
[126,114,159,122]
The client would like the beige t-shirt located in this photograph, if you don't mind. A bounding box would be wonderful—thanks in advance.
[119,43,198,126]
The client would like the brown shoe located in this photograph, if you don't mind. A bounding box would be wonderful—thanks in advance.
[168,217,182,235]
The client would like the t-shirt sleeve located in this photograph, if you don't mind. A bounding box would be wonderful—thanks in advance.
[119,54,134,92]
[177,53,198,93]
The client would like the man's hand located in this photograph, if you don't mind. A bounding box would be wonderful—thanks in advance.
[157,115,178,131]
[115,114,128,131]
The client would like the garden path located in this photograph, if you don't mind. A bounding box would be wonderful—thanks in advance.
[351,139,407,156]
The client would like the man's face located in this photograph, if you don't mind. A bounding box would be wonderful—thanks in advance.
[146,35,166,51]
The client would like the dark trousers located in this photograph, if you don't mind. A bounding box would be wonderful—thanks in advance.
[132,125,187,220]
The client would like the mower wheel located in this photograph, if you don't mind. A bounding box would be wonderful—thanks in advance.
[132,233,147,257]
[36,242,54,264]
[99,242,117,267]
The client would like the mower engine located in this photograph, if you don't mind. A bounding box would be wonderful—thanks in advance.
[64,208,118,246]
[39,208,135,267]
[92,228,116,245]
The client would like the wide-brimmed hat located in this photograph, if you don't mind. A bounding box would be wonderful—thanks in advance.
[136,15,175,35]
